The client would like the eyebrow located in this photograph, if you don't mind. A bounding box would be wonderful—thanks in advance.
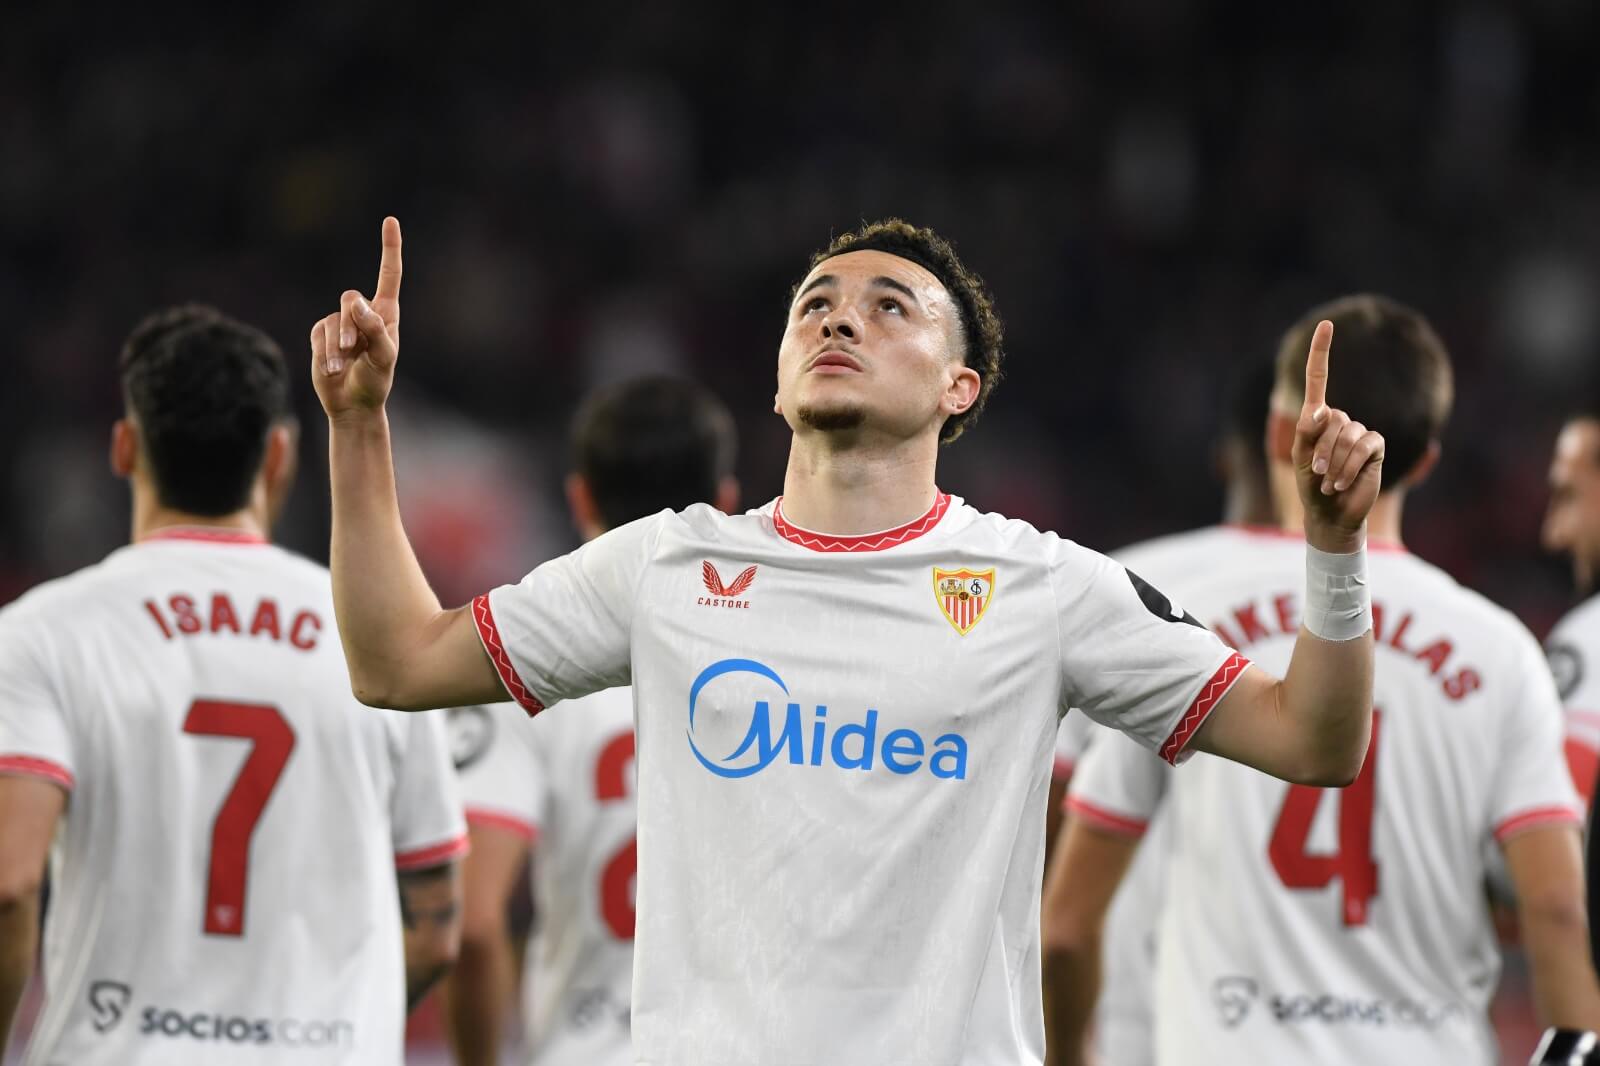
[794,273,922,306]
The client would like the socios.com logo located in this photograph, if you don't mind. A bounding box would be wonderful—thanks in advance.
[687,658,968,780]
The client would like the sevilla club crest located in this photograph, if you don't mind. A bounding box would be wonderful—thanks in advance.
[934,567,996,635]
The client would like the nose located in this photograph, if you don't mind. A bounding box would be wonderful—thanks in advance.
[820,307,859,343]
[1543,505,1571,553]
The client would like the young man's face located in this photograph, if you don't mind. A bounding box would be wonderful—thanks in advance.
[775,250,976,444]
[1544,418,1600,596]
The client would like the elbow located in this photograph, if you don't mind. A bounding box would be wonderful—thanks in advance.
[349,670,421,712]
[0,866,43,912]
[1522,888,1591,942]
[1297,753,1363,789]
[1041,909,1102,962]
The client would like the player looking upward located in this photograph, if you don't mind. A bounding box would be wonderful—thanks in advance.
[1046,295,1600,1065]
[445,376,738,1066]
[0,306,466,1065]
[311,216,1383,1065]
[1042,356,1280,1066]
[1541,411,1600,970]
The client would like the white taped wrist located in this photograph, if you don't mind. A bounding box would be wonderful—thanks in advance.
[1304,544,1371,642]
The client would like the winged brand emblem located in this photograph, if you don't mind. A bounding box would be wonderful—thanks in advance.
[702,561,758,599]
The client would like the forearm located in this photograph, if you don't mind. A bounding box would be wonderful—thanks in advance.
[1524,902,1600,1030]
[1275,626,1375,784]
[444,934,517,1066]
[0,894,39,1053]
[328,412,452,705]
[1041,940,1099,1066]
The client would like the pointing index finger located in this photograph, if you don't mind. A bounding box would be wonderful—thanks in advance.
[1303,319,1333,414]
[374,216,402,303]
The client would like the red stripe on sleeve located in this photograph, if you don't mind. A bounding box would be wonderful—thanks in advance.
[0,755,75,791]
[1494,805,1583,843]
[395,833,471,871]
[1066,796,1149,838]
[471,593,546,717]
[466,808,540,844]
[1159,652,1251,765]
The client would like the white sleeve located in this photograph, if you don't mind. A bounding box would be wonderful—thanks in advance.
[1490,633,1584,845]
[472,513,663,715]
[0,605,76,792]
[451,702,547,843]
[1546,612,1600,806]
[1065,725,1170,838]
[392,710,470,870]
[1053,541,1249,764]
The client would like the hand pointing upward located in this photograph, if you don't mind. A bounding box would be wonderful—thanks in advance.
[1292,320,1386,553]
[311,216,403,419]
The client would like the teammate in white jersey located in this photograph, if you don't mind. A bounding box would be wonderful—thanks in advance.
[1049,295,1600,1065]
[309,216,1387,1065]
[445,376,739,1066]
[0,306,467,1065]
[1043,360,1280,1066]
[1542,412,1600,968]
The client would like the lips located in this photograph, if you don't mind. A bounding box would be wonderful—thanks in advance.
[809,350,863,373]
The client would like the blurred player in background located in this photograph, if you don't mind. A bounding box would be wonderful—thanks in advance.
[1045,295,1600,1065]
[1541,410,1600,970]
[445,376,737,1066]
[310,217,1385,1064]
[0,306,465,1065]
[1043,359,1278,1065]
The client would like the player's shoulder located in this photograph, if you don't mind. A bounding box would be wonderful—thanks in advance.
[1549,593,1600,646]
[0,553,128,630]
[947,499,1105,568]
[1381,550,1542,653]
[1113,524,1266,575]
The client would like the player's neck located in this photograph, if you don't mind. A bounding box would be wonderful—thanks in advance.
[130,482,270,544]
[779,433,940,535]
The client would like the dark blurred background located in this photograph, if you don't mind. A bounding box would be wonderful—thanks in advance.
[4,3,1598,1059]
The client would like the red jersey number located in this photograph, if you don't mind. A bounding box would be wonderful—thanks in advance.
[183,700,296,937]
[594,731,638,940]
[1267,710,1380,926]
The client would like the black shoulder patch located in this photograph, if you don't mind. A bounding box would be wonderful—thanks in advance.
[1126,568,1204,629]
[447,705,495,770]
[1547,641,1585,702]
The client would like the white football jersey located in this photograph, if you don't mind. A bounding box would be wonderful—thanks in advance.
[472,493,1248,1065]
[453,690,637,1066]
[1545,594,1600,807]
[0,528,467,1066]
[1068,526,1581,1066]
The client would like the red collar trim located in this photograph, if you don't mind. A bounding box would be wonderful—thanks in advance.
[1225,523,1408,555]
[773,492,951,553]
[139,526,268,546]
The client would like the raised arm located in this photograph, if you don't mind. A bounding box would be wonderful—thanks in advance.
[310,218,507,711]
[1191,321,1381,785]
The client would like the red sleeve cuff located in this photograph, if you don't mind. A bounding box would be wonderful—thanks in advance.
[472,592,546,717]
[1159,652,1251,765]
[466,807,540,845]
[395,832,470,871]
[0,755,75,791]
[1494,805,1584,843]
[1066,796,1149,838]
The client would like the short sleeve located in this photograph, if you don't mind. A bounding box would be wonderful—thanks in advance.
[451,702,547,843]
[392,710,470,870]
[1053,542,1249,764]
[0,608,76,792]
[1065,725,1170,838]
[1489,635,1584,844]
[1546,614,1600,806]
[472,513,664,715]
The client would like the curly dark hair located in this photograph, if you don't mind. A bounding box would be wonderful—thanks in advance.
[803,219,1005,443]
[119,304,290,515]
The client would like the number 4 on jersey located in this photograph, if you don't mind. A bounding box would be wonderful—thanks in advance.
[183,700,296,937]
[1268,711,1380,926]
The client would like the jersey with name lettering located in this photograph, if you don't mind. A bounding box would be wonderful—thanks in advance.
[0,529,467,1066]
[472,494,1249,1066]
[1545,594,1600,807]
[453,690,637,1066]
[1068,526,1580,1066]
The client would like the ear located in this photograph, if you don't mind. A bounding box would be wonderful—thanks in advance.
[714,475,741,516]
[262,422,298,523]
[1400,439,1441,489]
[943,366,981,417]
[1266,410,1296,464]
[565,472,604,538]
[110,418,138,479]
